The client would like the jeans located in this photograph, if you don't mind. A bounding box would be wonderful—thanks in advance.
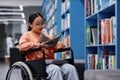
[46,63,79,80]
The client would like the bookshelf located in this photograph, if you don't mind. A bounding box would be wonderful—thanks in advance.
[85,0,120,70]
[42,0,85,59]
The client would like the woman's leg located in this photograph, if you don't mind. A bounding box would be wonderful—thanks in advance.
[46,64,63,80]
[61,63,79,80]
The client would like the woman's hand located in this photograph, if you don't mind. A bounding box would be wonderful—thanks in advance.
[56,42,65,49]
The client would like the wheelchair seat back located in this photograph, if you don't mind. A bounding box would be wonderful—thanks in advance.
[10,48,26,66]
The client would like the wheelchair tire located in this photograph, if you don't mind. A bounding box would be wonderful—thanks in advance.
[5,61,33,80]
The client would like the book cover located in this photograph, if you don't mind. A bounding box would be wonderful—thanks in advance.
[91,27,98,45]
[39,33,61,47]
[86,27,91,45]
[111,16,116,43]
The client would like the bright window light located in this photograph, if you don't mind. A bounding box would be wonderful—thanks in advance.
[19,5,23,11]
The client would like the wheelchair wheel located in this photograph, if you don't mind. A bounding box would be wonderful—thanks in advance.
[6,61,33,80]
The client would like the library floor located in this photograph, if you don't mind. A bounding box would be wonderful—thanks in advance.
[0,60,9,80]
[0,59,85,80]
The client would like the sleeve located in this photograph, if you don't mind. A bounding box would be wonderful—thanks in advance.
[18,32,40,51]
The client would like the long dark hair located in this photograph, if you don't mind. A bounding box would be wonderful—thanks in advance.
[28,12,44,31]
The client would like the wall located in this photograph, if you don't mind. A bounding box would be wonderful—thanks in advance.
[0,24,6,59]
[0,6,42,59]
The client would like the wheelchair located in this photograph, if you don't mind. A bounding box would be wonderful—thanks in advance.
[5,47,74,80]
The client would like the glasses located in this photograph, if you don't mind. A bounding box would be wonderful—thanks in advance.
[35,22,46,28]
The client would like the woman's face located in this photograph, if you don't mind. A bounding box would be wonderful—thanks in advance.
[29,16,45,34]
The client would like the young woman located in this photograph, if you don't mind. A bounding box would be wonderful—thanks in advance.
[18,12,79,80]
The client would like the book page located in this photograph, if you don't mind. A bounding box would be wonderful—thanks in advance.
[39,33,50,43]
[44,35,61,47]
[39,33,61,47]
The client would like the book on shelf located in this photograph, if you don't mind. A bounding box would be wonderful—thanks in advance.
[99,0,110,10]
[111,55,116,69]
[108,51,116,69]
[102,50,109,70]
[101,18,109,44]
[87,54,98,69]
[86,0,92,16]
[101,50,116,70]
[65,35,70,59]
[65,0,70,10]
[85,0,98,16]
[86,27,91,45]
[39,33,61,47]
[65,35,70,47]
[99,0,115,10]
[48,26,57,37]
[87,50,116,70]
[61,0,66,15]
[109,18,113,43]
[61,34,70,59]
[108,55,116,69]
[94,54,98,69]
[91,27,98,45]
[99,17,116,44]
[85,0,89,16]
[111,16,116,43]
[88,54,94,69]
[61,0,70,15]
[109,0,115,4]
[61,13,70,31]
[86,26,98,45]
[98,57,102,69]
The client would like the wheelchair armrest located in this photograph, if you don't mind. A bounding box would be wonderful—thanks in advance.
[22,47,41,53]
[55,47,72,52]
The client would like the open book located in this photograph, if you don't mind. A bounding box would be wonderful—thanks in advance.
[39,33,61,47]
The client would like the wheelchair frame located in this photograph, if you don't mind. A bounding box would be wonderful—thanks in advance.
[5,47,74,80]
